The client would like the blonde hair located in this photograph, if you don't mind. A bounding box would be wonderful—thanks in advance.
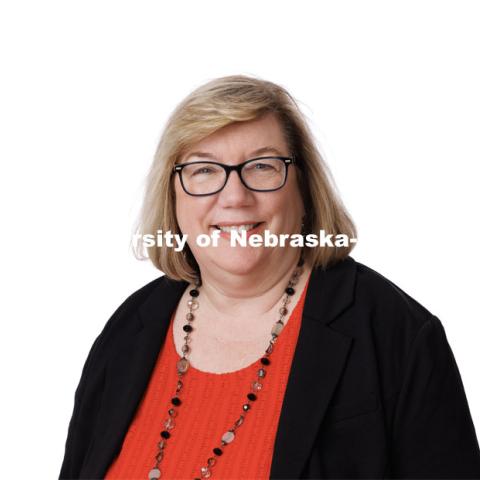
[132,74,357,283]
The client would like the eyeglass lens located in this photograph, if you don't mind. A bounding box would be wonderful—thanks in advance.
[180,158,287,195]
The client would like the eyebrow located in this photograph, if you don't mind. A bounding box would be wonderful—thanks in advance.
[184,146,285,162]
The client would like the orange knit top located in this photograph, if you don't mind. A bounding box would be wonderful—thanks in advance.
[105,275,310,480]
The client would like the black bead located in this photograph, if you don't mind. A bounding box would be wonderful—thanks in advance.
[261,357,270,365]
[213,447,223,456]
[190,289,199,297]
[160,430,170,439]
[247,393,257,401]
[285,287,295,296]
[183,324,193,333]
[171,396,181,406]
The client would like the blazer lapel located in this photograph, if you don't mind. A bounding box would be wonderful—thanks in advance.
[269,256,356,479]
[80,276,189,479]
[81,257,357,479]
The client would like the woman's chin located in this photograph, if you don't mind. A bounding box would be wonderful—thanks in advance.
[207,247,267,275]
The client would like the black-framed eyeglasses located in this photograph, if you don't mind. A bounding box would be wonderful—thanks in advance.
[172,155,295,196]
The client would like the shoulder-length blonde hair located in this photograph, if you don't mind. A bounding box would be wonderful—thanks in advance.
[132,74,357,283]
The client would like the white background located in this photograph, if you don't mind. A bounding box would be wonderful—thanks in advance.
[1,1,479,476]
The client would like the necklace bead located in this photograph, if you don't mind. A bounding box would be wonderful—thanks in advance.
[148,467,161,479]
[221,430,235,443]
[176,358,189,374]
[271,322,284,336]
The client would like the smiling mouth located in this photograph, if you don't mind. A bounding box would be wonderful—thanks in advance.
[212,222,263,233]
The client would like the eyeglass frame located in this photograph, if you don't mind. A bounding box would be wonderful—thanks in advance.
[172,155,296,197]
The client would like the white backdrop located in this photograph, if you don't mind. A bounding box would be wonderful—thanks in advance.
[1,1,479,477]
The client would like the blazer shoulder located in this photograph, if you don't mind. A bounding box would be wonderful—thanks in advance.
[344,260,445,392]
[352,259,435,337]
[89,274,175,362]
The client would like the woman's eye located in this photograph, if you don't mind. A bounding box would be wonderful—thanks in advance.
[192,167,213,175]
[253,163,273,170]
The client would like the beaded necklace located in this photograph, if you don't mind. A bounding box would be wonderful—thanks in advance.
[147,256,305,480]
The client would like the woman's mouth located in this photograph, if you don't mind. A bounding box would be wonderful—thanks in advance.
[210,222,264,239]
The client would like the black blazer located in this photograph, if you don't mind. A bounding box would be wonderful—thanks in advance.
[59,256,480,479]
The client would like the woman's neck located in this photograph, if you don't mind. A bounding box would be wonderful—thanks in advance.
[195,253,312,326]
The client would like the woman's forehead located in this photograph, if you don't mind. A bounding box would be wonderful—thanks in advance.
[182,115,289,162]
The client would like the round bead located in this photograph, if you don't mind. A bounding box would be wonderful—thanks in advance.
[190,288,199,297]
[200,466,211,478]
[207,457,217,466]
[181,344,190,354]
[160,430,170,439]
[186,312,194,321]
[148,467,161,479]
[285,287,295,296]
[168,408,177,417]
[279,307,288,315]
[243,404,250,411]
[176,358,189,374]
[183,324,193,333]
[222,430,235,443]
[258,368,266,378]
[171,396,181,406]
[252,381,263,391]
[247,393,257,401]
[260,357,270,365]
[187,299,199,309]
[213,447,223,456]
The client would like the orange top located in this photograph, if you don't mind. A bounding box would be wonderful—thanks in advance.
[105,275,310,480]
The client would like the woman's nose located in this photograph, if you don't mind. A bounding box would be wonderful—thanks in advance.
[217,169,252,205]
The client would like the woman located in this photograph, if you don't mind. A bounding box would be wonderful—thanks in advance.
[59,75,480,479]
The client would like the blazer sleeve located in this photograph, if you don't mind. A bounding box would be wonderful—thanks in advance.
[391,314,480,478]
[58,330,105,480]
[58,276,166,479]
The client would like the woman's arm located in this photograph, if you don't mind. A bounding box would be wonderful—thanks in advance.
[58,332,105,480]
[391,315,480,478]
[58,277,165,479]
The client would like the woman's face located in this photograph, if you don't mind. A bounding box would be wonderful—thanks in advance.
[174,112,305,277]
